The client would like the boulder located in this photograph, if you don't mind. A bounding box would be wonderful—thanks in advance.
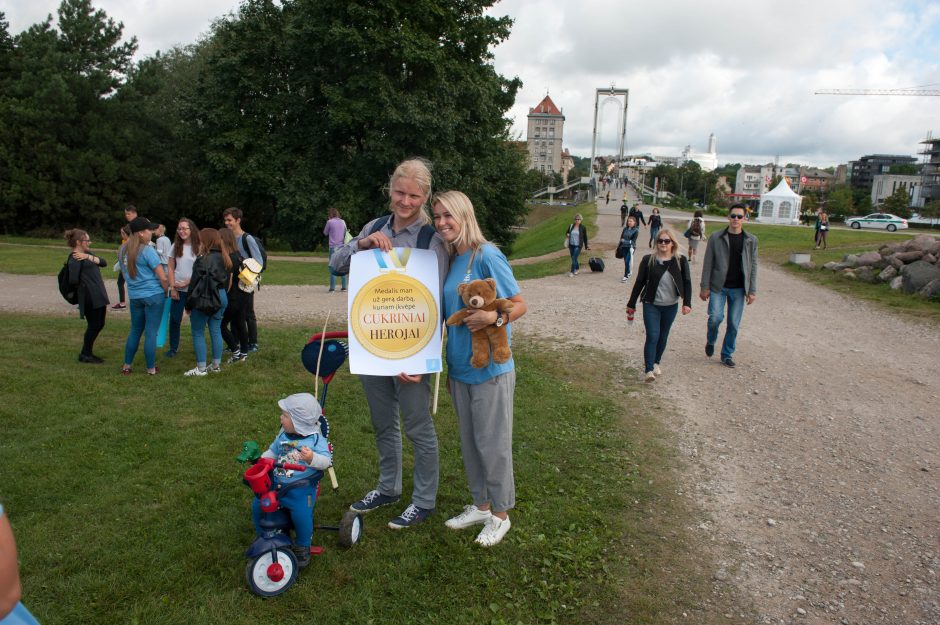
[927,240,940,256]
[910,234,938,251]
[885,254,905,269]
[920,278,940,299]
[878,245,893,257]
[823,261,845,271]
[923,253,937,265]
[877,266,898,282]
[854,266,879,283]
[900,260,940,294]
[890,276,904,290]
[842,269,857,279]
[855,251,883,267]
[894,250,925,263]
[843,254,859,268]
[798,261,816,270]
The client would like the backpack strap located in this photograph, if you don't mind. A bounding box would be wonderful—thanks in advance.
[369,214,435,250]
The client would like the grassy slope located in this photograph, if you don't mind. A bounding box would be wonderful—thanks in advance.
[0,314,738,625]
[509,202,597,261]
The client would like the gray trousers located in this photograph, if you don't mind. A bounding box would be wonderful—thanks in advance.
[360,374,439,510]
[449,370,516,512]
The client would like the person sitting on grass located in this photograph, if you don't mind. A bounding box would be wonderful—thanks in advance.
[251,393,332,568]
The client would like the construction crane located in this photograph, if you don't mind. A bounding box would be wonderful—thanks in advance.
[815,88,940,96]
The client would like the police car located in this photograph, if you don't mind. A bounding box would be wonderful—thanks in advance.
[844,213,908,232]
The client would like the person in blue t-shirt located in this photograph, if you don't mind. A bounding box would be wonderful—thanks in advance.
[119,217,169,375]
[251,393,332,568]
[431,190,528,547]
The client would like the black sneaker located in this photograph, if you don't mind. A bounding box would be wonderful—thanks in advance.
[290,545,311,568]
[78,353,104,364]
[349,490,400,513]
[722,357,736,368]
[705,343,715,358]
[388,504,433,530]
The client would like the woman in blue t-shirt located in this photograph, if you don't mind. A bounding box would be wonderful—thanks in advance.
[432,190,528,547]
[120,217,169,375]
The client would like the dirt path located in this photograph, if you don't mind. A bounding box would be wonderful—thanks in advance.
[2,194,938,624]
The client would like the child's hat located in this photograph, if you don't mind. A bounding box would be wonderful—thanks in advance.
[278,393,322,436]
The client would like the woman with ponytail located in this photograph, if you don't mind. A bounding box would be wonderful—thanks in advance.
[119,217,169,375]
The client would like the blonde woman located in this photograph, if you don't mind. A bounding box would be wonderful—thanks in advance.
[433,190,528,547]
[120,217,169,375]
[64,228,110,363]
[330,158,450,530]
[626,229,692,382]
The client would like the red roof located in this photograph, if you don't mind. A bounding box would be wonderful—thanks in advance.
[529,95,562,116]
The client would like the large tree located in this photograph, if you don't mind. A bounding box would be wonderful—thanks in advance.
[185,0,528,249]
[0,0,136,233]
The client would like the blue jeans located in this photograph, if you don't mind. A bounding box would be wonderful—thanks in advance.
[623,245,635,278]
[706,287,746,359]
[328,246,348,291]
[649,226,661,248]
[252,483,318,548]
[568,245,582,273]
[642,302,678,373]
[190,289,228,367]
[124,293,164,369]
[168,290,189,352]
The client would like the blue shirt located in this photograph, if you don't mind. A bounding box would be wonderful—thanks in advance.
[443,244,520,384]
[120,246,163,299]
[264,430,332,486]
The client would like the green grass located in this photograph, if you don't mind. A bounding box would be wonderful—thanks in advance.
[0,313,740,625]
[510,202,597,260]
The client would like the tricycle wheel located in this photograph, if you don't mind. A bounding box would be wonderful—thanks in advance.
[246,547,298,597]
[338,510,363,547]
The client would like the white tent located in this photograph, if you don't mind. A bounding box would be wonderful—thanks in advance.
[757,178,802,225]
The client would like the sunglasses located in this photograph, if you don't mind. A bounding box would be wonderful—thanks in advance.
[656,239,672,244]
[729,214,745,220]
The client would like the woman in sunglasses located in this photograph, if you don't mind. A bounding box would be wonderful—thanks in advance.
[626,229,692,382]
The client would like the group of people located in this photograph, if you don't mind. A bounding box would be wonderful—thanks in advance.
[65,206,264,376]
[624,204,758,382]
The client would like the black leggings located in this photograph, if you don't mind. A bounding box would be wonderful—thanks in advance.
[117,272,126,303]
[221,290,250,353]
[82,305,107,355]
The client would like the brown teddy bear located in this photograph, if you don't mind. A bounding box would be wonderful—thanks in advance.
[446,278,515,368]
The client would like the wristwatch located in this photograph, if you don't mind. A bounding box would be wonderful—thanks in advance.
[495,313,506,328]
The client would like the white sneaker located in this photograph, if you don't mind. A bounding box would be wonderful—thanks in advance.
[645,371,656,383]
[653,363,662,376]
[207,363,222,373]
[445,505,492,530]
[568,272,574,277]
[621,277,628,283]
[475,516,511,547]
[184,367,207,377]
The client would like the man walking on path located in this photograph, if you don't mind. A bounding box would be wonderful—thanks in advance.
[699,204,758,368]
[223,207,263,352]
[620,199,629,226]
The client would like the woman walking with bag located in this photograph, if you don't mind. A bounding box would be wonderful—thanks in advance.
[626,229,692,383]
[685,210,706,264]
[65,229,110,363]
[618,215,639,282]
[565,214,589,277]
[647,208,663,248]
[433,190,527,546]
[183,228,231,377]
[120,217,169,375]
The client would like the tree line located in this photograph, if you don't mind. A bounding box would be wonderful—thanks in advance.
[0,0,530,250]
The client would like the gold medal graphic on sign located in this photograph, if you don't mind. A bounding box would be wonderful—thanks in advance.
[351,273,438,359]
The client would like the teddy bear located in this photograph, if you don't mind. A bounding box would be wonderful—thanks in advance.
[446,278,515,368]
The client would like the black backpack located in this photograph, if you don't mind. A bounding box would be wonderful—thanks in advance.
[58,259,79,305]
[239,233,267,272]
[333,215,435,276]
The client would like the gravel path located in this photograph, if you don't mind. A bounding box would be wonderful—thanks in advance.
[2,196,938,624]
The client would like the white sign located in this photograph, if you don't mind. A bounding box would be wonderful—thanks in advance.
[346,248,442,376]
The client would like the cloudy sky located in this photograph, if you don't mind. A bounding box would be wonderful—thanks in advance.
[6,0,940,167]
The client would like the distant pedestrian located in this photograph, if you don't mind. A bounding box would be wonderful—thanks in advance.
[685,210,706,264]
[620,200,629,227]
[629,203,647,227]
[814,211,829,249]
[618,216,639,282]
[700,204,758,368]
[565,214,589,276]
[605,191,611,205]
[627,229,692,382]
[648,208,663,247]
[323,207,348,293]
[64,229,109,364]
